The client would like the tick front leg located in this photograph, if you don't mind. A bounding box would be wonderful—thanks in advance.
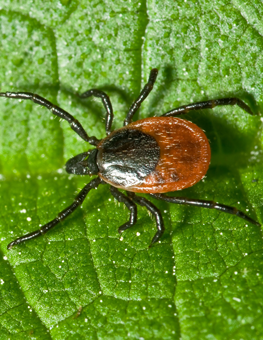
[130,193,165,248]
[110,187,137,233]
[0,92,99,145]
[80,89,113,135]
[124,68,158,126]
[7,177,103,249]
[150,193,260,227]
[162,98,254,117]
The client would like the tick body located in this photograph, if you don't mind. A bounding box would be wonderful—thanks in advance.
[0,68,260,249]
[97,117,210,193]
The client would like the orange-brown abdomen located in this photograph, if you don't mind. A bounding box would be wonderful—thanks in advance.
[128,117,210,192]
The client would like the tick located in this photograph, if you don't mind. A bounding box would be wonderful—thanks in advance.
[0,69,260,250]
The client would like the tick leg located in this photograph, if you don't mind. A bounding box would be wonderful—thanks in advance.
[7,177,103,250]
[150,194,261,227]
[80,89,113,135]
[162,98,254,117]
[0,92,99,145]
[124,68,158,126]
[110,187,137,233]
[130,193,165,247]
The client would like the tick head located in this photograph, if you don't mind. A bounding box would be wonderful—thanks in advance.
[65,149,99,175]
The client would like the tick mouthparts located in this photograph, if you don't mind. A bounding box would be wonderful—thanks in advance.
[65,151,91,175]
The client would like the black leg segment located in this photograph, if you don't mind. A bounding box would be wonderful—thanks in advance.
[110,186,137,232]
[124,68,158,126]
[80,89,114,135]
[129,193,165,247]
[0,92,100,145]
[7,177,103,249]
[162,98,254,117]
[150,193,260,227]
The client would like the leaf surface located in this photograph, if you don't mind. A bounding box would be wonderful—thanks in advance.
[0,1,263,339]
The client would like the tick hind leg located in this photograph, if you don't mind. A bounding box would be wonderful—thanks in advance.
[110,187,137,233]
[0,92,99,145]
[7,177,103,250]
[80,89,113,135]
[129,193,165,248]
[150,193,260,227]
[124,68,158,126]
[162,98,254,117]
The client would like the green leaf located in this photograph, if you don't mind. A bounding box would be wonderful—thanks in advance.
[0,1,263,339]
